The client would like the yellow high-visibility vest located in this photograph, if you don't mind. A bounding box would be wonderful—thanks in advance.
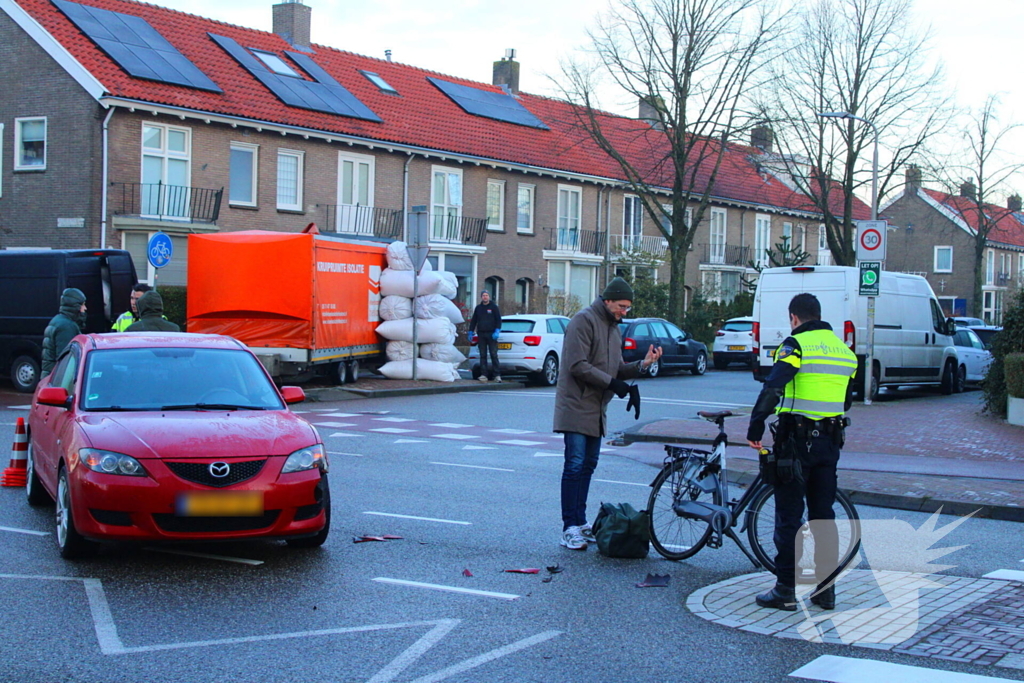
[111,311,134,332]
[774,328,857,419]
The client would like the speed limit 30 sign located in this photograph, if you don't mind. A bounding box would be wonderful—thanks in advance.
[855,220,887,261]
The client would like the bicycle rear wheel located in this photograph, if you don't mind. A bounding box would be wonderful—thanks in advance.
[647,455,722,561]
[746,485,861,583]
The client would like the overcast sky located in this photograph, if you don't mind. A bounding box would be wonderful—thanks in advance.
[158,0,1024,196]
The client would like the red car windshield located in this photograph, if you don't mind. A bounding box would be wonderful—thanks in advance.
[82,348,284,411]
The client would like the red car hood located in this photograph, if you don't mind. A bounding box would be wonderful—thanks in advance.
[77,411,318,459]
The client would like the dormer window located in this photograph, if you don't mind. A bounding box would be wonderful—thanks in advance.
[251,50,300,78]
[361,71,397,94]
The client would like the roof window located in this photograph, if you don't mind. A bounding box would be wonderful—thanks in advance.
[361,71,397,94]
[251,50,300,78]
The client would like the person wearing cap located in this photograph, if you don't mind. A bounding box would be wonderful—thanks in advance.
[553,277,662,550]
[469,290,503,383]
[41,288,87,375]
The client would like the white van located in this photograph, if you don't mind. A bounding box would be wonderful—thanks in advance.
[752,266,960,399]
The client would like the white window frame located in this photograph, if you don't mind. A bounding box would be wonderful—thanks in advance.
[782,222,793,245]
[1019,253,1024,283]
[335,151,376,233]
[1000,252,1011,283]
[431,165,464,242]
[486,179,505,232]
[623,195,643,246]
[140,122,192,219]
[754,213,771,267]
[797,224,806,251]
[0,122,4,197]
[276,149,305,212]
[710,208,727,264]
[516,184,535,234]
[556,184,582,250]
[985,248,995,285]
[933,245,953,273]
[228,142,259,207]
[14,116,47,171]
[817,224,832,266]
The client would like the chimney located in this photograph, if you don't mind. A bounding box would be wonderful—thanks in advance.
[905,164,921,188]
[638,96,664,129]
[492,49,520,95]
[1009,194,1022,212]
[273,0,311,50]
[750,125,773,153]
[960,179,976,200]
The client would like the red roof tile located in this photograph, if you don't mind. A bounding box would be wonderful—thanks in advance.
[920,188,1024,247]
[17,0,869,218]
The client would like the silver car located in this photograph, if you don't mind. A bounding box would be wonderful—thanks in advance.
[712,316,754,369]
[467,314,570,386]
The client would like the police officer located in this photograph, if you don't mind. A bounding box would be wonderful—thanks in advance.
[747,293,857,612]
[111,284,151,332]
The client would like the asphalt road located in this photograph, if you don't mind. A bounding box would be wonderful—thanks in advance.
[1,370,1021,682]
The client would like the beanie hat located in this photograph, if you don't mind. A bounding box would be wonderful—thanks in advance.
[601,277,634,301]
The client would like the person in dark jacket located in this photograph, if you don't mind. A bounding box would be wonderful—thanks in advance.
[41,288,87,374]
[553,277,662,550]
[125,290,180,332]
[469,290,502,382]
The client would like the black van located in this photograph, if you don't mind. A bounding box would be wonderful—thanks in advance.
[0,249,137,392]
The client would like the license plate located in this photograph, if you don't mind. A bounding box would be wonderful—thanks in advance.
[497,343,512,350]
[728,345,746,351]
[176,491,264,517]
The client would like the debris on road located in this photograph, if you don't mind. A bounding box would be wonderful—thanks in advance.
[462,569,473,577]
[504,568,541,574]
[636,574,671,588]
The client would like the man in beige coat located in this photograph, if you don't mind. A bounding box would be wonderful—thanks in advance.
[553,277,662,550]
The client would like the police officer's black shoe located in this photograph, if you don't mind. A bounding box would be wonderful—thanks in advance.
[810,584,835,610]
[755,584,797,611]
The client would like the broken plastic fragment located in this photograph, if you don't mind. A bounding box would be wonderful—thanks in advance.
[382,535,404,540]
[542,576,553,583]
[636,573,671,588]
[353,535,387,543]
[462,569,473,577]
[546,564,564,574]
[504,568,541,574]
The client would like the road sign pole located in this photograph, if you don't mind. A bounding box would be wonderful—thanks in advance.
[858,260,881,405]
[865,296,875,405]
[408,206,430,382]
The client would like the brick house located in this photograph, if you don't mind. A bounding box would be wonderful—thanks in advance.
[882,167,1024,324]
[0,0,862,316]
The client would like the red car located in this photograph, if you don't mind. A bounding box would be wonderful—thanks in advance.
[26,333,330,558]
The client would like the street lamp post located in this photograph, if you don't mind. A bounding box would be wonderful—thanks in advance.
[817,111,879,405]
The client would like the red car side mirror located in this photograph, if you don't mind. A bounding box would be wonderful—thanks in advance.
[37,386,70,408]
[280,386,305,404]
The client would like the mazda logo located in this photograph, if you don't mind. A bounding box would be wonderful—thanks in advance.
[208,462,230,478]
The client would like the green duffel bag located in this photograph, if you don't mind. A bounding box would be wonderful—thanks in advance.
[591,502,650,559]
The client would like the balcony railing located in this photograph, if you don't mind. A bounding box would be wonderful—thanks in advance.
[996,271,1012,287]
[111,182,222,223]
[699,243,749,267]
[610,234,668,258]
[320,204,404,240]
[545,227,605,256]
[429,213,488,246]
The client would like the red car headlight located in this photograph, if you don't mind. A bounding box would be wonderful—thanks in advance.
[282,444,328,474]
[79,448,147,477]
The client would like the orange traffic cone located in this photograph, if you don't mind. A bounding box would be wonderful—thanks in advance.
[1,417,28,487]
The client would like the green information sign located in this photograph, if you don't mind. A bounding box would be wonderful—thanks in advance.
[859,261,880,296]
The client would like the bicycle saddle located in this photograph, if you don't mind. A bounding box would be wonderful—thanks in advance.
[698,410,733,420]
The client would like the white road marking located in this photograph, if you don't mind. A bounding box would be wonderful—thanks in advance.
[480,391,554,397]
[143,547,263,566]
[462,445,496,450]
[789,655,1020,682]
[316,421,356,428]
[594,478,648,488]
[370,428,418,434]
[328,451,364,457]
[405,630,562,683]
[430,462,514,472]
[429,422,473,428]
[983,569,1024,582]
[394,439,429,444]
[320,412,360,417]
[497,439,545,446]
[0,525,49,536]
[327,432,362,438]
[363,511,471,525]
[7,405,32,410]
[372,578,518,601]
[432,433,480,440]
[488,428,536,434]
[373,417,417,423]
[481,390,749,410]
[533,451,562,458]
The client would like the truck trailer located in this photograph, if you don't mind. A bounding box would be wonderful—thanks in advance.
[187,229,386,383]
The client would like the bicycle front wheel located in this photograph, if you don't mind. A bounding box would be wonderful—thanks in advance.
[746,485,861,582]
[647,457,722,561]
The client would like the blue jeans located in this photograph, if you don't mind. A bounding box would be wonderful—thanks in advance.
[560,432,601,531]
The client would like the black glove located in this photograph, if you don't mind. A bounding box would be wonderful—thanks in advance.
[626,384,641,420]
[609,378,630,398]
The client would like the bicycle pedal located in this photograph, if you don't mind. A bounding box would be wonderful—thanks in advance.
[707,534,723,549]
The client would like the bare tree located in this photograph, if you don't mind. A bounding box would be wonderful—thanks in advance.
[556,0,782,323]
[757,0,951,266]
[930,96,1023,318]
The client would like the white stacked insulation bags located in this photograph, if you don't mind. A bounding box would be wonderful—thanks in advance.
[376,242,465,382]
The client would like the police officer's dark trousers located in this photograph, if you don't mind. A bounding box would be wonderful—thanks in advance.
[772,433,840,588]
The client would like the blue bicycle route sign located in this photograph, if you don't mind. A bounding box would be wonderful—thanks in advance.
[148,232,173,269]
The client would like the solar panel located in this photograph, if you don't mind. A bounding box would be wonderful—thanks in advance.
[209,34,381,122]
[428,77,548,130]
[53,0,222,92]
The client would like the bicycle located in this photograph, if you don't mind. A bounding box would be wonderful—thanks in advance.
[645,410,861,583]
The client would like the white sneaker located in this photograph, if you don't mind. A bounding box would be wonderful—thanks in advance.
[579,524,597,544]
[560,526,587,550]
[478,376,489,383]
[495,375,503,384]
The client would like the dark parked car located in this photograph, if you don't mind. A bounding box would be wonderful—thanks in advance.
[618,318,708,376]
